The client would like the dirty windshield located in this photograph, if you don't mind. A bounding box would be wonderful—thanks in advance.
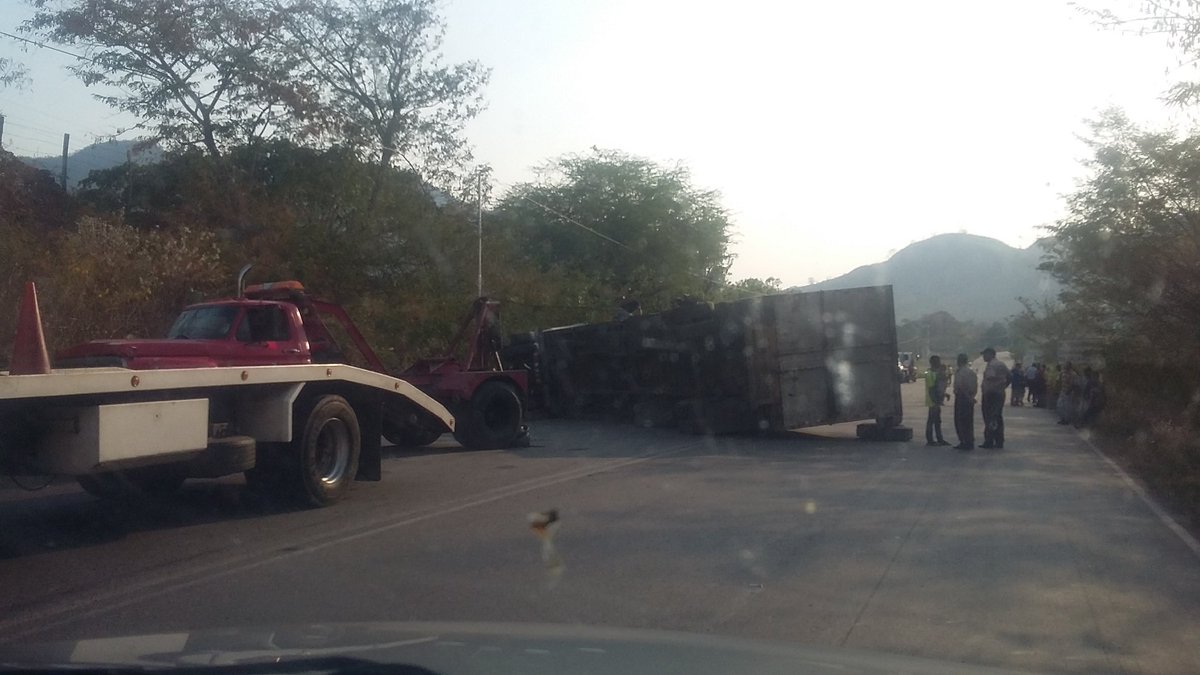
[2,2,1200,674]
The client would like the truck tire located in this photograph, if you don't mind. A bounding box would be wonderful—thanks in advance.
[292,395,361,507]
[454,381,523,450]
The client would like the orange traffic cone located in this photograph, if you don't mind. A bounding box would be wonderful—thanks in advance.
[9,281,51,375]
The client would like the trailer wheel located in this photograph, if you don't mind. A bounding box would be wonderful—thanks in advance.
[454,381,523,450]
[292,395,360,507]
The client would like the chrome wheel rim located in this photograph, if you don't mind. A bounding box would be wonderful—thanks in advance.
[314,418,351,485]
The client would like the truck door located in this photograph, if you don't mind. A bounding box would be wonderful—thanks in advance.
[234,305,308,365]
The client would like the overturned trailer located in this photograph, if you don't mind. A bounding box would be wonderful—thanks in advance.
[505,285,912,440]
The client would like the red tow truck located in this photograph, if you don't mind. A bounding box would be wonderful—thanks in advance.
[0,276,527,506]
[58,278,528,450]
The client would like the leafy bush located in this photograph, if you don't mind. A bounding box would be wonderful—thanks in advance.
[37,217,226,352]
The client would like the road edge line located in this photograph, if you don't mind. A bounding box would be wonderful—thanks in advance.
[1079,432,1200,561]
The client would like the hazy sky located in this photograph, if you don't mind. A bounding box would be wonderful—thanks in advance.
[0,1,1188,286]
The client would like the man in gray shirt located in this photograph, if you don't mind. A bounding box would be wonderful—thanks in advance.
[980,347,1011,449]
[953,353,978,450]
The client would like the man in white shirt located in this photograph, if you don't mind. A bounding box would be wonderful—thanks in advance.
[953,353,978,450]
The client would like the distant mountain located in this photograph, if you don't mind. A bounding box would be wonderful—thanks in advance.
[18,139,161,189]
[800,233,1058,323]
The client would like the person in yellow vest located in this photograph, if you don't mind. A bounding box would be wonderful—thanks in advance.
[924,355,950,446]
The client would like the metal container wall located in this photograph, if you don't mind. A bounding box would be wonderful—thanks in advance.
[518,285,902,432]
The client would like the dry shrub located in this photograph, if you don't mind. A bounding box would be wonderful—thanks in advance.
[35,216,227,353]
[1098,369,1200,522]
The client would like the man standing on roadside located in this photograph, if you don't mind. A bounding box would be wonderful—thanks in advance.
[953,353,978,450]
[980,347,1011,449]
[924,355,950,446]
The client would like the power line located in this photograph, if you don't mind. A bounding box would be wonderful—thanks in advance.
[0,29,110,71]
[3,120,72,141]
[0,101,115,138]
[517,192,632,251]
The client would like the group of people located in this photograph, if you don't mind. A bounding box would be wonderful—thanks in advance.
[923,350,1107,449]
[923,347,1010,450]
[1009,361,1043,407]
[1051,363,1107,427]
[1014,360,1106,426]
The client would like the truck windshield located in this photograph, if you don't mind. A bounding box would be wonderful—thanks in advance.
[167,306,240,340]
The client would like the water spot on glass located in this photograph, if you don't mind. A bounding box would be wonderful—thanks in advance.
[1147,277,1165,303]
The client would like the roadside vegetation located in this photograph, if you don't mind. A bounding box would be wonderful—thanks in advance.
[1013,2,1200,521]
[0,0,762,370]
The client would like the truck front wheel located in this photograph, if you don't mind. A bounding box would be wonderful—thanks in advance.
[292,395,361,507]
[454,381,523,450]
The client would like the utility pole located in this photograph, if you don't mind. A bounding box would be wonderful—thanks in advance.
[0,114,5,148]
[123,147,133,218]
[60,133,70,191]
[476,173,483,298]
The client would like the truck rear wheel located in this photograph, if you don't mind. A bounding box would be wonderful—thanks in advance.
[454,381,523,450]
[292,395,361,507]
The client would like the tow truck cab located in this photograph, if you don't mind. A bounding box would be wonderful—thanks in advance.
[57,282,363,371]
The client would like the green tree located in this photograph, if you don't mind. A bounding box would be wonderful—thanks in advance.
[28,0,295,158]
[74,140,488,364]
[1042,109,1200,360]
[496,149,734,311]
[1008,298,1083,364]
[713,276,783,302]
[280,0,489,190]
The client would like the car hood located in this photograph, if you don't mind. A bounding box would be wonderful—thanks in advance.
[57,339,222,360]
[0,621,1031,674]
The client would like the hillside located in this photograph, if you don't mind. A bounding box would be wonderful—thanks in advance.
[801,233,1058,323]
[18,139,161,189]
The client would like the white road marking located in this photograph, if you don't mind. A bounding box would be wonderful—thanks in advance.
[1080,433,1200,561]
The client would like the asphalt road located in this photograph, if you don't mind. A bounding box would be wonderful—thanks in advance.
[2,381,1199,674]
